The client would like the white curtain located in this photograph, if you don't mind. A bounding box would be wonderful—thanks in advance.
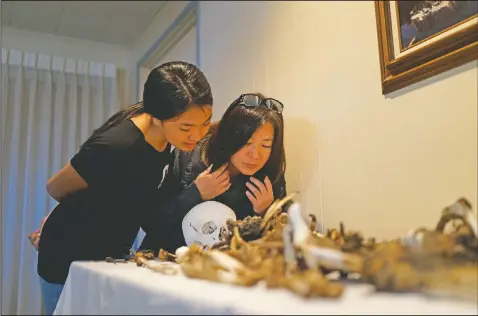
[1,48,121,315]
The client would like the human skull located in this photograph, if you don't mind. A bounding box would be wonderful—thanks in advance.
[182,201,237,247]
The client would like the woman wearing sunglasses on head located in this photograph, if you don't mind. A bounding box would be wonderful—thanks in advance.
[29,61,214,315]
[141,93,289,252]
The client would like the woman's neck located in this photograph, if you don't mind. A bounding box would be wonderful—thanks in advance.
[145,131,168,152]
[227,163,241,177]
[131,113,168,152]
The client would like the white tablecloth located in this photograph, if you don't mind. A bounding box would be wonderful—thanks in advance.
[54,261,477,315]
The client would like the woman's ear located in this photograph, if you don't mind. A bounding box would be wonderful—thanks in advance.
[151,117,163,127]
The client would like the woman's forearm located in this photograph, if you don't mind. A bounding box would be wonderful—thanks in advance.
[46,162,88,201]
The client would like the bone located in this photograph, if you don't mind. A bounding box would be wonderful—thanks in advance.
[287,202,311,246]
[261,192,299,230]
[208,250,246,271]
[307,246,363,273]
[233,226,247,245]
[308,214,317,231]
[175,246,189,262]
[157,195,477,301]
[282,223,296,271]
[216,270,240,284]
[401,228,428,249]
[135,257,179,275]
[436,198,477,237]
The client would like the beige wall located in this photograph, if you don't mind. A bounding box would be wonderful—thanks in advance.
[137,26,196,99]
[153,26,196,68]
[199,1,478,239]
[128,1,190,104]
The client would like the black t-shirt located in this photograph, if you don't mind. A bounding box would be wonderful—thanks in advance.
[38,119,175,284]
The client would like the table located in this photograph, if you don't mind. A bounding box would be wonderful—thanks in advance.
[54,261,477,315]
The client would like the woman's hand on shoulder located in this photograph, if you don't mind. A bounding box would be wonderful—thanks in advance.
[246,176,274,214]
[194,164,231,200]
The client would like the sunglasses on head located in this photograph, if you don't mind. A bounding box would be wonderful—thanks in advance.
[236,94,284,114]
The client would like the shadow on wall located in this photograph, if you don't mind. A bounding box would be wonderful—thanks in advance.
[386,60,478,99]
[283,116,323,232]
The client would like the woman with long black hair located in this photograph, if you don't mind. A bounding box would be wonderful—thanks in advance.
[31,61,215,315]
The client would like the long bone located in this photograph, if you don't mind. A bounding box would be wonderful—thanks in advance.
[287,202,363,273]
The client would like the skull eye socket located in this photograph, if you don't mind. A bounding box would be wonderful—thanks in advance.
[219,226,229,241]
[201,221,218,235]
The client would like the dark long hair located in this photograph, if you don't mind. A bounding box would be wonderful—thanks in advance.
[202,93,286,183]
[83,61,212,146]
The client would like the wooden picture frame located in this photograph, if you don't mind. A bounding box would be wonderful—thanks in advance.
[375,1,478,95]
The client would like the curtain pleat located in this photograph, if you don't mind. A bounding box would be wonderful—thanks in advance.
[1,48,121,315]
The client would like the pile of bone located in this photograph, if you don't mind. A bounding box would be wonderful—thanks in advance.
[137,194,478,300]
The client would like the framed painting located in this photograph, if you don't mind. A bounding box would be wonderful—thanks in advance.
[375,1,478,95]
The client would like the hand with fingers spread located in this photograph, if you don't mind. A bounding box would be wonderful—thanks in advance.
[194,163,231,200]
[246,176,274,214]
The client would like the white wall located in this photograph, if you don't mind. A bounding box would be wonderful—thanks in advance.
[198,1,478,239]
[129,1,191,103]
[137,26,196,99]
[154,26,196,68]
[135,26,196,100]
[3,26,131,107]
[2,26,130,67]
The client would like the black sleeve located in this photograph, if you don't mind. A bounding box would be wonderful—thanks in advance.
[234,201,257,219]
[273,174,287,199]
[70,135,125,187]
[139,150,205,254]
[162,182,204,223]
[139,183,205,254]
[273,173,292,212]
[158,148,205,225]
